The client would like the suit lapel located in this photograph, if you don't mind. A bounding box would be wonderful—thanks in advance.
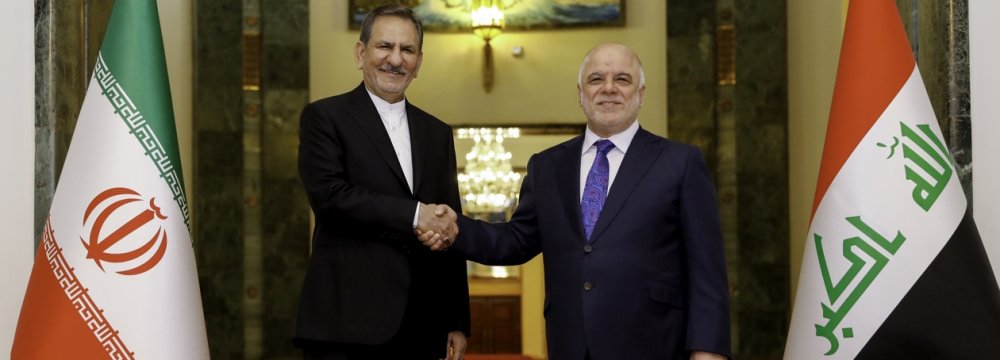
[555,136,587,242]
[589,128,663,243]
[406,103,426,193]
[345,84,409,191]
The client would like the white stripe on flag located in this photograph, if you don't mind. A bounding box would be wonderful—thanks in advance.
[785,67,966,359]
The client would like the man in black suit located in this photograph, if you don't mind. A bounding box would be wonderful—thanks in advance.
[293,4,469,360]
[422,43,731,360]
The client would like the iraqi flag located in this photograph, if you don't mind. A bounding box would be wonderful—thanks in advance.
[784,0,1000,358]
[10,1,209,359]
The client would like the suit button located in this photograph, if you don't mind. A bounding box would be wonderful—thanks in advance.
[583,244,592,253]
[584,282,593,291]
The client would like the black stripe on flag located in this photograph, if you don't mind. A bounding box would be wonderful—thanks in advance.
[857,209,1000,359]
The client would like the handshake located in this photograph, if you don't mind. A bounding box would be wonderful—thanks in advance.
[414,202,458,251]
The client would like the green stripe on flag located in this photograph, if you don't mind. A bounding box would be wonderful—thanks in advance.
[96,0,189,228]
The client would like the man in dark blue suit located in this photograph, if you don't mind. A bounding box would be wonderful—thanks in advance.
[421,43,731,360]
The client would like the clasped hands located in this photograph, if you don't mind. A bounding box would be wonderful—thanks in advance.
[415,203,458,251]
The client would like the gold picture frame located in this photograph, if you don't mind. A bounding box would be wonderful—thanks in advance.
[348,0,625,31]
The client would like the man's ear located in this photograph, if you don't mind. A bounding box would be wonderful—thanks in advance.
[577,84,583,107]
[638,84,646,108]
[354,41,365,69]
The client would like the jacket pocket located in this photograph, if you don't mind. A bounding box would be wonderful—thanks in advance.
[649,282,684,309]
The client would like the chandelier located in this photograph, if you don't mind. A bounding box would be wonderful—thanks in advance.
[457,127,522,214]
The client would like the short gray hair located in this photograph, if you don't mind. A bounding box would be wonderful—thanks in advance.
[359,4,424,52]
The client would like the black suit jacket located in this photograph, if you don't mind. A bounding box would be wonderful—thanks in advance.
[294,83,470,347]
[452,128,731,360]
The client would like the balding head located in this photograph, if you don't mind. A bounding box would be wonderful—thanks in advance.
[578,43,645,88]
[576,43,646,138]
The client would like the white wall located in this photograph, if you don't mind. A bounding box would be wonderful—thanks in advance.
[158,0,194,205]
[969,0,1000,280]
[786,0,843,298]
[0,1,36,353]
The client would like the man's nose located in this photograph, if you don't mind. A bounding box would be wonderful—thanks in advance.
[600,81,617,94]
[388,48,403,66]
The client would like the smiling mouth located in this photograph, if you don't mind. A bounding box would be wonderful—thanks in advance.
[379,67,407,77]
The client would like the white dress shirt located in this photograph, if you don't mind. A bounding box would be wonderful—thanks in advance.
[579,120,640,201]
[367,89,414,192]
[365,88,421,226]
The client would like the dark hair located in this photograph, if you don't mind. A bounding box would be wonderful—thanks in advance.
[359,4,424,52]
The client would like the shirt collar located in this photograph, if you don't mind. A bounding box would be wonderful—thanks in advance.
[365,87,407,116]
[581,119,640,155]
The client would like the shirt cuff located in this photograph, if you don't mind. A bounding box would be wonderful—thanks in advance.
[412,202,420,229]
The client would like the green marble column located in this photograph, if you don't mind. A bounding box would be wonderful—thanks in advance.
[33,0,114,245]
[194,0,246,357]
[259,0,311,357]
[668,0,789,358]
[731,0,790,356]
[194,0,310,358]
[897,0,972,202]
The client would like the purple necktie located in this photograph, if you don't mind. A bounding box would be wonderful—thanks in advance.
[581,140,615,241]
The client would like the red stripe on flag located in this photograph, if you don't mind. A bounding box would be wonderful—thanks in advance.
[812,0,916,218]
[11,220,135,360]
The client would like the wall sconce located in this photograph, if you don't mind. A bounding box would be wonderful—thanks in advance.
[470,0,504,92]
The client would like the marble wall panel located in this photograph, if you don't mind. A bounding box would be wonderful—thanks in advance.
[194,0,246,358]
[732,0,790,356]
[33,0,112,242]
[259,1,310,357]
[896,0,971,201]
[193,0,309,358]
[668,0,789,357]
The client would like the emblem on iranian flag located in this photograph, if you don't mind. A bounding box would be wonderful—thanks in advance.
[81,187,170,276]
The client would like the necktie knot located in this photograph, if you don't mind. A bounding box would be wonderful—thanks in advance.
[594,139,615,155]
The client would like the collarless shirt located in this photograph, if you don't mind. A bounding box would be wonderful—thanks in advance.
[579,120,640,201]
[366,88,414,193]
[366,89,422,228]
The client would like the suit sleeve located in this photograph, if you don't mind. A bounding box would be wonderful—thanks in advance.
[679,147,732,358]
[452,155,543,266]
[443,133,472,336]
[298,102,417,234]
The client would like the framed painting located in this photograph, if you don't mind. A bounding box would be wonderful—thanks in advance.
[348,0,625,31]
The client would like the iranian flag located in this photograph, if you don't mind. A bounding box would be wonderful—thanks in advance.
[784,0,1000,358]
[10,1,209,359]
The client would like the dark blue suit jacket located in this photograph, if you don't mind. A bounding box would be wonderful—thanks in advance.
[453,128,731,360]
